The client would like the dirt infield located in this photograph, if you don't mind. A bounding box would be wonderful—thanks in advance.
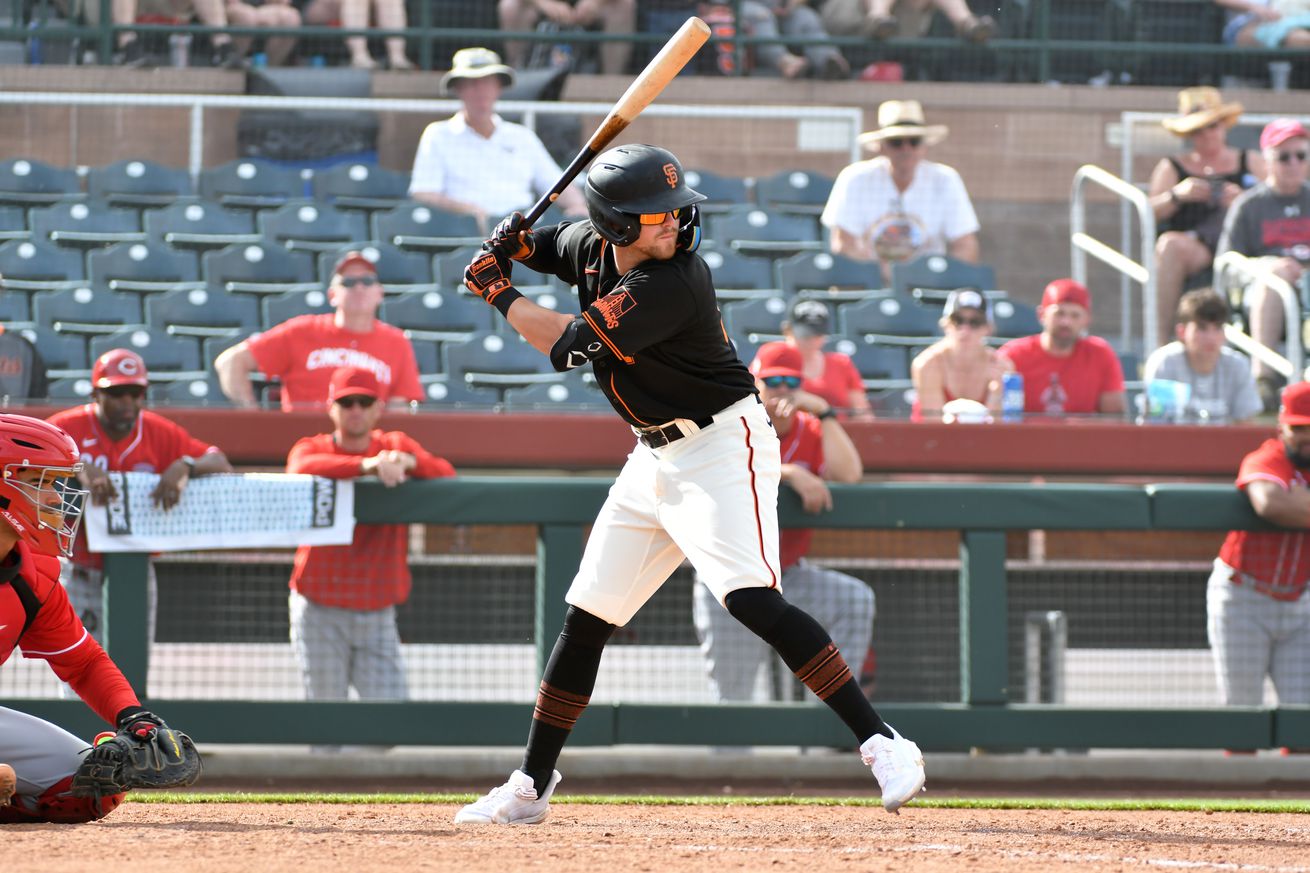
[11,802,1310,873]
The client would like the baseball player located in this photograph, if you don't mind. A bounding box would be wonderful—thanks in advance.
[455,143,926,824]
[1208,381,1310,716]
[285,366,456,723]
[0,413,201,823]
[47,349,233,644]
[692,342,875,702]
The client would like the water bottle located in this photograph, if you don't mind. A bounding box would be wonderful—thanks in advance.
[1001,372,1024,423]
[1040,372,1067,416]
[169,33,192,68]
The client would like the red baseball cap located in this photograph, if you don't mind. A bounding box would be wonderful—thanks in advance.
[332,250,378,277]
[1279,382,1310,425]
[1260,118,1310,151]
[328,366,382,402]
[751,342,804,379]
[1041,278,1092,311]
[91,348,149,388]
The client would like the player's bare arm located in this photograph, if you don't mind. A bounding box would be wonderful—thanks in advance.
[782,463,833,513]
[1246,479,1310,528]
[78,463,117,506]
[214,343,260,409]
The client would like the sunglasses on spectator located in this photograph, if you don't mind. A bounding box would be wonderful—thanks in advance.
[762,375,802,389]
[339,275,379,288]
[884,137,923,149]
[637,208,681,226]
[101,385,145,399]
[1276,150,1309,164]
[950,314,988,329]
[335,395,376,409]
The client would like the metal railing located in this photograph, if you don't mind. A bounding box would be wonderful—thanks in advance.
[1214,251,1303,383]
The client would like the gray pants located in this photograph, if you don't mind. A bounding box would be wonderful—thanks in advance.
[1207,561,1310,706]
[288,591,408,702]
[742,1,845,73]
[0,706,91,801]
[692,559,876,701]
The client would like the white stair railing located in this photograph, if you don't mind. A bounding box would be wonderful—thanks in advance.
[1214,251,1303,383]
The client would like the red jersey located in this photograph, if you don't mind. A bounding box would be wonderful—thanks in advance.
[287,430,455,610]
[1,540,139,724]
[998,334,1124,415]
[46,405,221,570]
[1219,437,1310,600]
[803,352,864,414]
[777,411,826,573]
[247,315,422,411]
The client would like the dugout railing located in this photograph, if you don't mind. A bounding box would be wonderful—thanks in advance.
[7,478,1309,752]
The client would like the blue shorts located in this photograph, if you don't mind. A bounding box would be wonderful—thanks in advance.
[1225,12,1310,47]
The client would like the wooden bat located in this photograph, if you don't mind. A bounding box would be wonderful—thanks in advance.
[520,16,711,229]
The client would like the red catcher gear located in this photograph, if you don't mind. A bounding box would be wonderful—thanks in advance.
[0,413,88,557]
[0,774,124,824]
[91,348,149,389]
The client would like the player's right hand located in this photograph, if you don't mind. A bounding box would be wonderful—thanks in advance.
[82,466,118,507]
[487,211,534,261]
[465,250,515,304]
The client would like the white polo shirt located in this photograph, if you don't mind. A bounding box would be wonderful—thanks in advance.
[408,112,565,217]
[820,157,979,264]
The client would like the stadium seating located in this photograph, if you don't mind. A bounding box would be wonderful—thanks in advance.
[315,242,433,290]
[18,325,89,373]
[419,376,501,407]
[311,162,411,214]
[868,385,915,419]
[0,205,30,242]
[202,241,316,295]
[198,159,306,209]
[45,376,93,401]
[777,251,882,298]
[0,158,82,208]
[89,328,202,375]
[260,287,335,326]
[152,374,231,407]
[890,254,996,302]
[443,330,554,393]
[503,369,607,411]
[699,246,779,300]
[0,288,31,323]
[372,203,482,254]
[378,288,493,338]
[720,295,791,341]
[143,200,261,253]
[683,169,751,215]
[31,286,143,336]
[144,286,262,338]
[86,160,193,209]
[707,207,823,258]
[752,169,834,217]
[839,292,943,346]
[88,240,202,297]
[0,238,86,291]
[258,200,369,253]
[30,201,145,250]
[408,338,440,376]
[991,297,1042,340]
[834,337,912,384]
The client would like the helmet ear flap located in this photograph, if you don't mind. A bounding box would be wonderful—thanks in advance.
[676,204,701,253]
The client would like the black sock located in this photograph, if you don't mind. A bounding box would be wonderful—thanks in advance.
[521,607,615,793]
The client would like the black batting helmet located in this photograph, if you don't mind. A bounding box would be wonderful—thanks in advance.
[585,144,706,247]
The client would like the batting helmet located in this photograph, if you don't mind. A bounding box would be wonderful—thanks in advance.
[0,413,87,557]
[585,144,706,248]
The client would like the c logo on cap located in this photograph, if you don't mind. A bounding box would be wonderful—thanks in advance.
[662,163,678,188]
[117,358,141,376]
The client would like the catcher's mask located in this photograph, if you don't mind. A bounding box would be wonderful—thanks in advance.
[0,413,87,558]
[585,144,706,250]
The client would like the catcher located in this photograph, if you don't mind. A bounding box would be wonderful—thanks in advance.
[0,413,202,823]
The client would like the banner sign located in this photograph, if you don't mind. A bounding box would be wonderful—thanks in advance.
[85,472,355,552]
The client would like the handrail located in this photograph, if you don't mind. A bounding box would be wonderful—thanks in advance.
[1214,251,1302,382]
[1070,164,1157,357]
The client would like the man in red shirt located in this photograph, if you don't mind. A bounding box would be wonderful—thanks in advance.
[46,348,232,642]
[692,343,875,701]
[1209,381,1310,713]
[285,367,455,718]
[999,278,1126,417]
[0,413,199,823]
[215,251,424,412]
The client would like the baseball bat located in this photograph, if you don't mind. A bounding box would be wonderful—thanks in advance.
[519,16,711,230]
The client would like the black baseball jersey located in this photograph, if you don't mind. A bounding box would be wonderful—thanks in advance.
[520,221,755,427]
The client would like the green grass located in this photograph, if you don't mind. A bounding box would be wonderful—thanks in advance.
[128,792,1310,814]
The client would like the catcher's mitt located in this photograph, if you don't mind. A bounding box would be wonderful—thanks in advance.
[71,708,203,797]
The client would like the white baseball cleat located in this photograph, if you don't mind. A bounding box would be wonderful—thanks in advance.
[860,724,926,813]
[454,769,561,824]
[0,763,15,806]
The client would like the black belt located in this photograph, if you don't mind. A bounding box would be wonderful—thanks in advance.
[637,415,715,449]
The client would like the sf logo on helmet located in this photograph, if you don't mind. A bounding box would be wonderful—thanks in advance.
[663,163,678,188]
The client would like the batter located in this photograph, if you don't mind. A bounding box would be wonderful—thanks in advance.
[454,143,926,824]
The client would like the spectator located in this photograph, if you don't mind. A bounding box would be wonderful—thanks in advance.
[46,349,233,644]
[1149,88,1264,349]
[821,99,980,285]
[226,0,301,66]
[215,250,422,411]
[1218,0,1310,50]
[408,47,587,234]
[285,367,455,730]
[998,279,1127,417]
[911,289,1013,421]
[781,298,874,419]
[692,342,873,701]
[296,0,413,69]
[1207,380,1310,716]
[88,0,243,67]
[1216,118,1310,413]
[1142,288,1262,424]
[818,0,995,42]
[498,0,637,76]
[728,1,851,79]
[0,277,48,400]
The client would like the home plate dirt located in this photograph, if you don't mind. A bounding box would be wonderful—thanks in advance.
[8,803,1310,873]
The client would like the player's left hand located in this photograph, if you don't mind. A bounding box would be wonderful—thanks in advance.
[464,250,515,304]
[71,708,203,797]
[151,460,190,510]
[487,211,535,261]
[786,466,833,514]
